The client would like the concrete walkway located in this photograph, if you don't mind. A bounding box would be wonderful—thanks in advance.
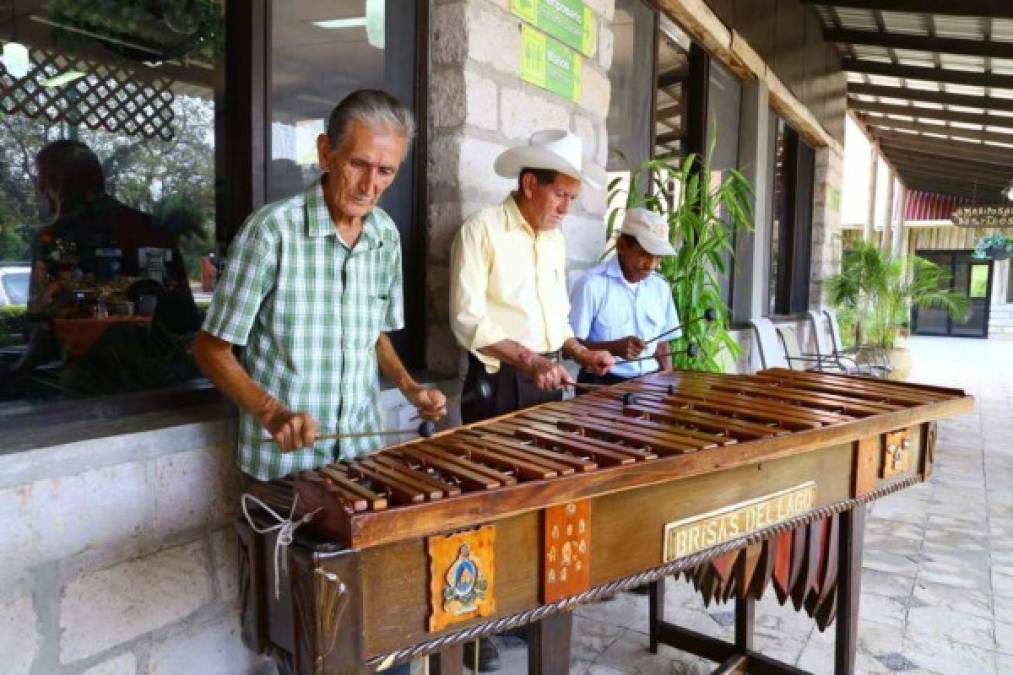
[478,337,1012,674]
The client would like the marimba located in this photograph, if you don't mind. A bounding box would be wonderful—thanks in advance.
[237,368,972,675]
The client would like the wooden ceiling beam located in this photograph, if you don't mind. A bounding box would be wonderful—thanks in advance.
[847,83,1013,114]
[858,114,1013,145]
[900,173,1000,195]
[842,58,1013,90]
[827,28,1012,59]
[885,156,1012,185]
[878,143,1013,175]
[849,98,1013,130]
[895,166,1007,191]
[872,130,1013,166]
[801,1,1013,18]
[899,177,1003,201]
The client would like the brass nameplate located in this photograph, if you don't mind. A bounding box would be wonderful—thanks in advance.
[663,482,817,563]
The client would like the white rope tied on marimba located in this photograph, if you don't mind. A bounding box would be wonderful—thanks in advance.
[241,492,322,600]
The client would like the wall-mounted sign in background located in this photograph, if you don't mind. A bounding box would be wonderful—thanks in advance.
[511,0,596,57]
[520,24,582,103]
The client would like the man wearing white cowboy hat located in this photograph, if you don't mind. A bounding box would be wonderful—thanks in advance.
[450,129,614,429]
[569,207,679,384]
[450,128,614,670]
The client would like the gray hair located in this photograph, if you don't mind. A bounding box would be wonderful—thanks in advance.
[326,89,416,149]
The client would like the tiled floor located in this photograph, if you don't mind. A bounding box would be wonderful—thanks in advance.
[469,337,1013,674]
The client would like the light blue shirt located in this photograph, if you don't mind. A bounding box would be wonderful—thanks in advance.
[569,256,679,378]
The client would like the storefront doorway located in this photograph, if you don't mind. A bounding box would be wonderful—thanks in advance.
[912,250,992,338]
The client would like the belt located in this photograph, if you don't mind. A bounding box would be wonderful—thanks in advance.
[537,350,562,362]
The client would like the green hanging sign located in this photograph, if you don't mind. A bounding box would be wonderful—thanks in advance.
[512,0,596,57]
[520,25,582,103]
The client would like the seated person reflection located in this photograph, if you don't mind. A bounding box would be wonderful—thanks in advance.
[8,140,199,393]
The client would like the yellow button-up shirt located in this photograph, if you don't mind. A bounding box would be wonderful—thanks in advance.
[450,194,575,372]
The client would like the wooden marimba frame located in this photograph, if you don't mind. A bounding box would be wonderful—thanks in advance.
[237,368,972,675]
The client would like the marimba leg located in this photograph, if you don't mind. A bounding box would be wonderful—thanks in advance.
[528,611,572,675]
[648,579,665,653]
[429,644,464,675]
[734,596,754,652]
[835,504,867,675]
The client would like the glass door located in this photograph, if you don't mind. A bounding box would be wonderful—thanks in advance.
[912,250,992,338]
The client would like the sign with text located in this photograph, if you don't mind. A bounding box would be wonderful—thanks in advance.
[520,24,582,103]
[663,482,817,562]
[511,0,596,57]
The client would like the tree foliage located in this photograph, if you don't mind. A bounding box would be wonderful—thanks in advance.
[0,93,216,279]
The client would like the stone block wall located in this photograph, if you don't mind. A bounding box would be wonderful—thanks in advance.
[0,415,275,675]
[0,389,452,675]
[426,0,618,374]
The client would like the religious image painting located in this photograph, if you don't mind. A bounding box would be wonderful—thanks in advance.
[427,525,496,632]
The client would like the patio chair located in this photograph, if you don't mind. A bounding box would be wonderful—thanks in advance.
[750,317,837,372]
[805,310,877,377]
[821,308,892,377]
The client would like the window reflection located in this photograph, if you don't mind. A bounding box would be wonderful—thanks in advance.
[0,0,222,404]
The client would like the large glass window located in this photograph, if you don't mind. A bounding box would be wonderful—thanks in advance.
[767,117,815,315]
[706,59,741,305]
[606,0,654,193]
[1,1,223,409]
[267,0,423,364]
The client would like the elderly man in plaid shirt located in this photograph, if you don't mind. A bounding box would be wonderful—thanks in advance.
[194,90,446,482]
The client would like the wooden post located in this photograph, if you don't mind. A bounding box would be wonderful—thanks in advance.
[429,644,463,675]
[893,184,908,259]
[864,143,878,243]
[835,504,867,675]
[529,613,573,675]
[881,170,896,254]
[649,579,666,653]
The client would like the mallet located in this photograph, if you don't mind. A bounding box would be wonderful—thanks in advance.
[621,342,699,364]
[260,421,436,445]
[644,308,717,344]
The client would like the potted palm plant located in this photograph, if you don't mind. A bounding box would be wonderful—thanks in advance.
[826,242,968,380]
[605,149,753,372]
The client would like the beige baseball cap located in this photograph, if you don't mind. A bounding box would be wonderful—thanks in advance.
[619,207,676,256]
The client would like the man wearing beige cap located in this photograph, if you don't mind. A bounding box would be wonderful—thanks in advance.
[450,129,615,428]
[570,207,679,384]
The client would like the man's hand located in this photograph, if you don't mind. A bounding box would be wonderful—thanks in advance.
[524,355,574,392]
[576,348,615,377]
[260,400,319,453]
[609,336,647,360]
[405,385,448,422]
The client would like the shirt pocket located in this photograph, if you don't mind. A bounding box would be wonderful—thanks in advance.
[596,304,631,340]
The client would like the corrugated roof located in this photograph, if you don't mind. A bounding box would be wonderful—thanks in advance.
[812,1,1013,202]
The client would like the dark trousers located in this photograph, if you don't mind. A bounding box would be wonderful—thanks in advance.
[462,353,562,424]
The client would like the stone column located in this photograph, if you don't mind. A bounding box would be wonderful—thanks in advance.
[731,79,771,323]
[863,143,878,243]
[810,145,845,309]
[426,0,617,375]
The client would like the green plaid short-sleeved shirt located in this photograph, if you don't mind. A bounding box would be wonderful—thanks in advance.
[203,179,404,480]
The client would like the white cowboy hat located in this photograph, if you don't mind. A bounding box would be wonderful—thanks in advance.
[620,207,677,256]
[494,129,603,190]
